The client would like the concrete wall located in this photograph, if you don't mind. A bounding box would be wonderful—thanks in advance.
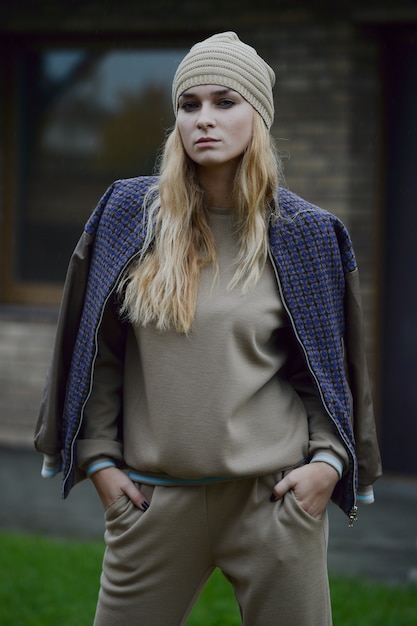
[0,316,55,446]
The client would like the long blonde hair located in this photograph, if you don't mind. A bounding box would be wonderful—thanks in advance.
[119,112,281,333]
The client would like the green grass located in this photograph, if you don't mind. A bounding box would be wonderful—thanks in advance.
[1,531,416,625]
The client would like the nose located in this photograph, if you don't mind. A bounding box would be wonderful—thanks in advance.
[196,103,215,129]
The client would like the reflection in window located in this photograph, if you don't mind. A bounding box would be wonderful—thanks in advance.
[16,48,184,285]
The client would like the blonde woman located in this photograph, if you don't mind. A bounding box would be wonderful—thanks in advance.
[35,32,382,626]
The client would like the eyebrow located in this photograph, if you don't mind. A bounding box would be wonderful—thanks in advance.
[179,88,235,100]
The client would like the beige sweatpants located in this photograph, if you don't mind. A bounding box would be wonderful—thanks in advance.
[93,471,332,626]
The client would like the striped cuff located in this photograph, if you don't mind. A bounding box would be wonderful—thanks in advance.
[86,460,117,477]
[41,453,62,478]
[356,485,375,504]
[310,453,344,479]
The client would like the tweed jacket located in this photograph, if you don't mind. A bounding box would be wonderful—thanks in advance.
[34,176,382,521]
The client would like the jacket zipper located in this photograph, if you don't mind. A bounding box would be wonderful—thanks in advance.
[62,250,142,498]
[267,246,358,526]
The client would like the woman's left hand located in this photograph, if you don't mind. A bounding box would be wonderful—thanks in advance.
[271,462,340,519]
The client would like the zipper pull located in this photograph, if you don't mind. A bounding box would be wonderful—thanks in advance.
[348,505,358,528]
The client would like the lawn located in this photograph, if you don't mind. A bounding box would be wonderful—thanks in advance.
[1,531,416,625]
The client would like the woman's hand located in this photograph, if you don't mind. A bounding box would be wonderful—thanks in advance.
[90,466,150,512]
[271,462,340,519]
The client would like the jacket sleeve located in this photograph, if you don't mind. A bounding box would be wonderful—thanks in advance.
[34,182,118,478]
[284,327,349,478]
[34,230,95,461]
[75,295,127,474]
[344,268,382,490]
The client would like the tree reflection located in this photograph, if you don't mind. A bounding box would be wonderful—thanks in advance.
[97,84,173,176]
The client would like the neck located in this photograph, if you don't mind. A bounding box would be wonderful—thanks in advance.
[197,163,238,208]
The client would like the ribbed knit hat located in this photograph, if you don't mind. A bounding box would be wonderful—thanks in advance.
[172,32,275,129]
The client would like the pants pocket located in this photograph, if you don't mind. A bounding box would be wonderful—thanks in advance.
[104,483,155,538]
[286,488,324,524]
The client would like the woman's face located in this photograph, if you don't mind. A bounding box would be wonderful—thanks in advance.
[177,84,254,173]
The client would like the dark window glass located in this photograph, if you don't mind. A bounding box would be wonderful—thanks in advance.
[14,48,184,285]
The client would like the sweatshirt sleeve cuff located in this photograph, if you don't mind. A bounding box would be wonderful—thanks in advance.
[41,453,62,478]
[356,485,375,504]
[310,453,344,479]
[86,459,117,477]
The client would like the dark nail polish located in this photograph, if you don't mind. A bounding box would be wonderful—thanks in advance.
[270,493,277,502]
[141,502,149,511]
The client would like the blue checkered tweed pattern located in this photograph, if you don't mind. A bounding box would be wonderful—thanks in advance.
[269,194,357,513]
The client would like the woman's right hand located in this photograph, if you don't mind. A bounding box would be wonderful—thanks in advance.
[90,466,150,512]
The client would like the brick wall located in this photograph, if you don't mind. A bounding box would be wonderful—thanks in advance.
[252,21,381,380]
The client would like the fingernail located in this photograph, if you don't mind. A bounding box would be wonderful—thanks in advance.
[141,502,149,511]
[270,493,277,502]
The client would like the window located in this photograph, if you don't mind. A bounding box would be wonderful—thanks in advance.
[2,43,185,305]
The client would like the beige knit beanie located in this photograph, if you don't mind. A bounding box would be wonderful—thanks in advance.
[172,32,275,129]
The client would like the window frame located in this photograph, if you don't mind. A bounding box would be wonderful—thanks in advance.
[1,33,190,307]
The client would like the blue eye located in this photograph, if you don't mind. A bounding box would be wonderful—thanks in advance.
[180,101,198,112]
[218,99,235,108]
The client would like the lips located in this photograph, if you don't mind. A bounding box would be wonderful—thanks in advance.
[196,137,219,145]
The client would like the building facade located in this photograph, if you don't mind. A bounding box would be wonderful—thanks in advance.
[1,0,416,475]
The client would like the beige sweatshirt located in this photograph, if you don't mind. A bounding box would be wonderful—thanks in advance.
[76,206,348,481]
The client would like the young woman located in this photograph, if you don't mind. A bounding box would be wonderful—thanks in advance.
[35,32,382,626]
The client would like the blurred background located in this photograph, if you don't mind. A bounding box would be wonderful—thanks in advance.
[0,1,416,507]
